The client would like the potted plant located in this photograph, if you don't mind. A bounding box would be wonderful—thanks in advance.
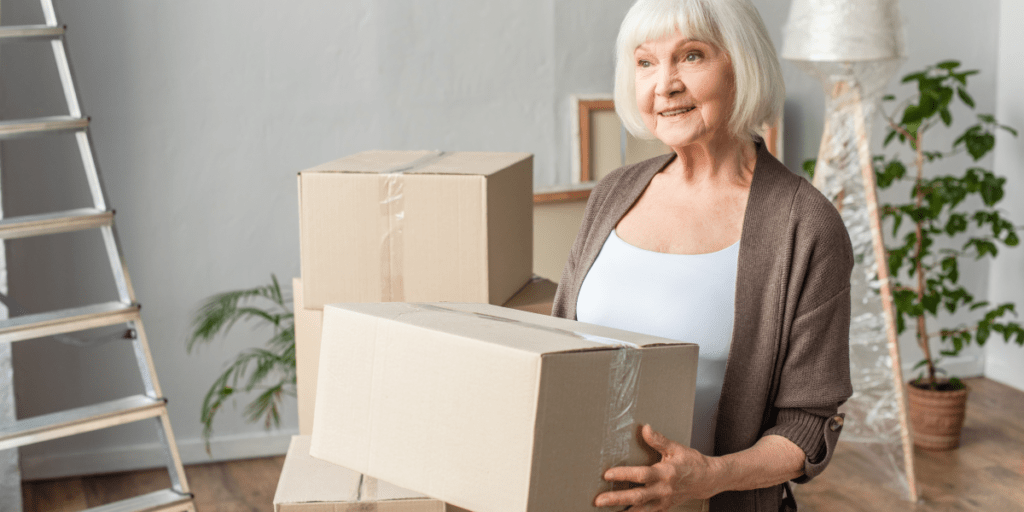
[186,274,296,453]
[873,61,1021,450]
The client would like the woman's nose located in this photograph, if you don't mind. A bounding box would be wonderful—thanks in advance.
[655,64,684,97]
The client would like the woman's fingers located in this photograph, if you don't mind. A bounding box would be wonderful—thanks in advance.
[641,424,678,457]
[593,486,656,508]
[603,464,657,484]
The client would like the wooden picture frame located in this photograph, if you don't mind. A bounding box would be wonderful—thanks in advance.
[537,96,782,203]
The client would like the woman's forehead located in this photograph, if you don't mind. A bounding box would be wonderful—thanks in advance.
[634,34,710,52]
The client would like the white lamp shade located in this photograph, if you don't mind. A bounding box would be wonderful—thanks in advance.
[782,0,905,62]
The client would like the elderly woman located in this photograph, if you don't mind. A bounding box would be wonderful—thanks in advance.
[552,0,853,510]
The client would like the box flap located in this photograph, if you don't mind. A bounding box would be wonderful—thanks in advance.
[301,151,531,176]
[275,436,431,507]
[325,303,690,357]
[274,436,362,506]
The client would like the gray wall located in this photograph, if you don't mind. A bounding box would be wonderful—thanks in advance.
[0,0,1010,478]
[986,0,1024,390]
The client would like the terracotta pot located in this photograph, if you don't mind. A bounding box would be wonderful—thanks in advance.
[906,381,969,450]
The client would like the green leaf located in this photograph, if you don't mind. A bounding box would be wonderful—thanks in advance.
[940,108,952,126]
[902,71,927,83]
[937,60,961,70]
[966,132,996,160]
[1001,124,1019,137]
[883,94,896,101]
[884,129,898,148]
[979,113,997,124]
[941,256,960,282]
[923,293,941,315]
[977,322,991,344]
[802,159,816,179]
[957,87,975,108]
[980,173,1006,206]
[1006,231,1020,247]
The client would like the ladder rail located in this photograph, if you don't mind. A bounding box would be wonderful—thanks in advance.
[155,411,191,495]
[102,224,137,305]
[129,320,162,399]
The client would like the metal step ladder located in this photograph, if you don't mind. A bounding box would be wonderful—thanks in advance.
[0,1,194,510]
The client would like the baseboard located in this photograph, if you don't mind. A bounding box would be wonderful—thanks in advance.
[19,429,297,481]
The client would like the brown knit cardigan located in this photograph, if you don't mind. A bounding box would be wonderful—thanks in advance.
[552,140,854,511]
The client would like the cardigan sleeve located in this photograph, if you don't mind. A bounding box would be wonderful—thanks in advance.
[762,286,852,482]
[762,183,855,483]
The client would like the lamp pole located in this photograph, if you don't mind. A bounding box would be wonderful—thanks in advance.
[783,0,918,502]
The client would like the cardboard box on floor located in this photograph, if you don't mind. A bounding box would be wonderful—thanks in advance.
[298,150,533,310]
[293,276,558,436]
[275,435,470,512]
[309,302,702,512]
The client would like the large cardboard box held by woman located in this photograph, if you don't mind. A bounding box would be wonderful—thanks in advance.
[292,276,558,436]
[297,151,533,309]
[309,302,701,512]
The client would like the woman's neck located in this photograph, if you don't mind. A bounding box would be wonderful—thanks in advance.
[667,133,757,186]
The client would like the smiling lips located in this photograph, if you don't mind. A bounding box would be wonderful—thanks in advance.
[659,106,696,116]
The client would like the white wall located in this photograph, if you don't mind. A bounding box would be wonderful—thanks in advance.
[985,0,1024,391]
[0,0,1008,478]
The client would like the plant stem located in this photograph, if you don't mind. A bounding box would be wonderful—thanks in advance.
[911,130,937,388]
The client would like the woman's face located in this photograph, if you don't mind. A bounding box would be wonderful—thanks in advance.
[634,32,735,149]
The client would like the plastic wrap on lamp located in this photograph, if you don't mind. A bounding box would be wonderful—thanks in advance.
[800,59,916,501]
[782,0,904,62]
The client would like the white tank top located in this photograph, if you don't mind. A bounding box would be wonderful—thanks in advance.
[576,229,738,456]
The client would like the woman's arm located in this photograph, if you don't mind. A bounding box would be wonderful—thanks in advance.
[594,425,804,511]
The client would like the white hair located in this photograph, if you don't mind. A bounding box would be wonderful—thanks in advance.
[614,0,785,140]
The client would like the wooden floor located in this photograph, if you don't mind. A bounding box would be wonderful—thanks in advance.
[20,377,1024,511]
[21,456,285,511]
[795,377,1024,511]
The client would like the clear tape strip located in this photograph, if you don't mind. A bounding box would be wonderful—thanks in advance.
[409,303,642,478]
[378,151,448,302]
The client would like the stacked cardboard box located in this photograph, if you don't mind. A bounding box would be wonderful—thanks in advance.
[275,436,470,512]
[298,150,534,309]
[310,302,703,512]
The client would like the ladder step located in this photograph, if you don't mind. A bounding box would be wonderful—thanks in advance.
[0,115,89,140]
[0,394,166,450]
[0,24,65,43]
[0,207,114,240]
[83,489,193,512]
[0,301,139,344]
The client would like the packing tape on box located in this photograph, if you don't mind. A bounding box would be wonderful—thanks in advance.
[378,151,449,302]
[409,303,642,480]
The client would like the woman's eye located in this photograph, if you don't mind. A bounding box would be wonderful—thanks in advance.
[685,52,702,62]
[637,59,651,68]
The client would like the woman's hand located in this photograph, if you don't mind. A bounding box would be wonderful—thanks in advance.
[593,424,721,511]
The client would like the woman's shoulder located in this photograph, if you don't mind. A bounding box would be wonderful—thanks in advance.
[588,153,674,206]
[755,154,848,243]
[752,153,853,269]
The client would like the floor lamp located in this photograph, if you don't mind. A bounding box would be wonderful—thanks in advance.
[783,0,918,501]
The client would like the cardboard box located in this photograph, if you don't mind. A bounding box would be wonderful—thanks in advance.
[298,151,533,309]
[501,275,558,315]
[310,302,701,512]
[274,435,466,511]
[293,278,324,436]
[293,276,558,435]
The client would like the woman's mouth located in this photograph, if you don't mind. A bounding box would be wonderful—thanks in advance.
[660,106,695,117]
